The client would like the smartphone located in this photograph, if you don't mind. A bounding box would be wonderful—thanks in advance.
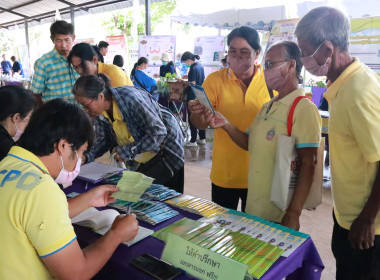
[130,254,182,280]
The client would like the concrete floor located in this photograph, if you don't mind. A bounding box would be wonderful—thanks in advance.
[183,140,336,280]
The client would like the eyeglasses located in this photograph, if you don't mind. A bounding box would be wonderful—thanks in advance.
[83,98,95,109]
[263,60,289,70]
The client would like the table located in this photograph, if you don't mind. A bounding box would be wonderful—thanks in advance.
[65,180,324,280]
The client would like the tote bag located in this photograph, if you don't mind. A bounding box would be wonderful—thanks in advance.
[270,96,324,210]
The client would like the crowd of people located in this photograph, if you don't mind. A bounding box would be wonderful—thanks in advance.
[0,6,379,280]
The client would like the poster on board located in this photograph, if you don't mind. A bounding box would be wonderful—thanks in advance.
[105,35,127,67]
[194,36,225,66]
[139,35,176,66]
[262,19,299,65]
[349,17,380,74]
[138,35,176,77]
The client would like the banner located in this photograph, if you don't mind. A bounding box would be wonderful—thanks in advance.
[106,35,128,69]
[349,17,380,73]
[261,19,299,65]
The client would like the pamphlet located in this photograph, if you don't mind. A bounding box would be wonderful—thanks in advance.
[189,83,215,114]
[113,171,154,202]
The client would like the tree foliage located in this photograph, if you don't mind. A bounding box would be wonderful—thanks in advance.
[102,0,177,36]
[0,31,15,53]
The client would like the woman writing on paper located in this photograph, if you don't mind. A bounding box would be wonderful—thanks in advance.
[72,74,184,193]
[192,41,321,230]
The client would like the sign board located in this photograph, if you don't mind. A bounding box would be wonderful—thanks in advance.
[349,16,380,74]
[138,35,176,77]
[194,36,225,66]
[139,35,176,66]
[162,234,247,280]
[106,35,127,67]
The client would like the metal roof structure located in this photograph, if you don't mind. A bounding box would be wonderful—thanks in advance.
[0,0,162,29]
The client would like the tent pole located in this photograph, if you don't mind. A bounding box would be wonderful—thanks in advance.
[24,18,30,59]
[70,6,75,28]
[145,0,151,35]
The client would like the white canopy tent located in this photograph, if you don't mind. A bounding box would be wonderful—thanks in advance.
[171,0,380,29]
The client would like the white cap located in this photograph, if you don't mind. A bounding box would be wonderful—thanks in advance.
[161,53,171,62]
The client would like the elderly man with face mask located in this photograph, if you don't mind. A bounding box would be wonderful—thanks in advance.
[189,26,272,212]
[295,7,380,280]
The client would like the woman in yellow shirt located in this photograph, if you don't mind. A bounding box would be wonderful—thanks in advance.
[189,27,271,211]
[68,43,133,88]
[203,41,321,230]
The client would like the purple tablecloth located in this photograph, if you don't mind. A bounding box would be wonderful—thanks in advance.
[3,80,24,87]
[65,180,324,280]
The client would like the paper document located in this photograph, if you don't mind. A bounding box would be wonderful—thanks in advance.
[113,171,154,202]
[77,162,125,183]
[71,207,153,246]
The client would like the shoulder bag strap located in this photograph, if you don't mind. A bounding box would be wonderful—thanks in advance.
[287,96,311,136]
[134,73,149,92]
[267,86,274,99]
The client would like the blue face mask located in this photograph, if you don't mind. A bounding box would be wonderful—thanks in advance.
[185,64,191,69]
[162,61,168,66]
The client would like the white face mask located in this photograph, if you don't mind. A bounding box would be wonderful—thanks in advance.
[264,61,289,91]
[300,42,329,76]
[55,150,82,188]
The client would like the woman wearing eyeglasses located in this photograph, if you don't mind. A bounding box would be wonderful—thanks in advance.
[0,86,36,160]
[194,41,322,230]
[72,74,185,193]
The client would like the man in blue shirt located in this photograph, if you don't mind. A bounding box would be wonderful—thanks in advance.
[1,55,12,75]
[10,56,24,77]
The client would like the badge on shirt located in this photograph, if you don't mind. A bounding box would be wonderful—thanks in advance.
[266,127,276,141]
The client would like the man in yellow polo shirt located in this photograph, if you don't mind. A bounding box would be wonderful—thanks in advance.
[296,7,380,279]
[189,27,271,211]
[0,99,138,279]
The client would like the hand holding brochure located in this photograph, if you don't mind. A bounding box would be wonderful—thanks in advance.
[189,83,215,114]
[113,171,154,202]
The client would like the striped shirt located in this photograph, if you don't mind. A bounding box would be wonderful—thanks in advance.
[86,86,184,172]
[31,48,78,103]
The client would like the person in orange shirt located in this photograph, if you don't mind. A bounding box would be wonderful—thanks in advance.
[189,27,272,211]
